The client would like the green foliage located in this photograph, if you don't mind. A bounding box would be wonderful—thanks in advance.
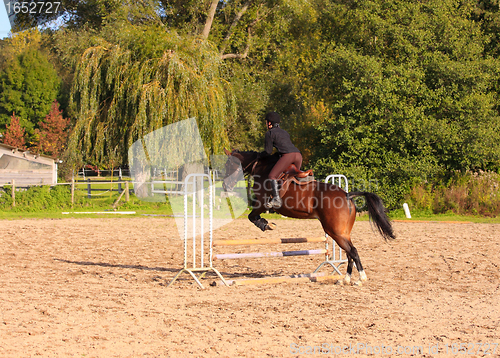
[306,0,500,208]
[224,62,269,150]
[406,171,500,216]
[472,0,500,57]
[0,185,71,212]
[55,10,234,167]
[0,184,174,213]
[14,0,500,215]
[0,46,61,135]
[160,0,213,34]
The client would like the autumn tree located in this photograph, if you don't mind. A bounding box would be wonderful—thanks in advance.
[2,113,27,149]
[34,100,70,157]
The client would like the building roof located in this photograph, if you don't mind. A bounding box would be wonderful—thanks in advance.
[0,142,57,162]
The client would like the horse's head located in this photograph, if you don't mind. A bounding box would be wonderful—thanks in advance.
[222,148,261,192]
[222,149,244,192]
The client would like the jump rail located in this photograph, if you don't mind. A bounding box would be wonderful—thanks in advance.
[214,234,345,275]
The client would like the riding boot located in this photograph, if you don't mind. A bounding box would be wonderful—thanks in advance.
[269,179,282,209]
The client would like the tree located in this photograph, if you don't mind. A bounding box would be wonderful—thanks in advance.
[10,0,120,32]
[2,113,27,149]
[0,42,61,135]
[54,9,235,167]
[34,100,70,157]
[44,0,500,210]
[305,0,500,207]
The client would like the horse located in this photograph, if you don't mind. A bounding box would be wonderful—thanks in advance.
[222,149,396,285]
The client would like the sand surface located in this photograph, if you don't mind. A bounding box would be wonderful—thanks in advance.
[1,217,499,357]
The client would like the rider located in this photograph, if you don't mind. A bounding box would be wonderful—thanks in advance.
[260,112,302,209]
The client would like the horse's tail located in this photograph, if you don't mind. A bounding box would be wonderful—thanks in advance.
[347,191,396,241]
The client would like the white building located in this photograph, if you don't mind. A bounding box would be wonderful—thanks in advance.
[0,143,57,185]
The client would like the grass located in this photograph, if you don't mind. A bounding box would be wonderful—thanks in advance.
[1,178,500,223]
[1,207,500,223]
[388,208,500,223]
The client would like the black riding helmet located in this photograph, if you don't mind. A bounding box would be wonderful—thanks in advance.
[265,112,281,126]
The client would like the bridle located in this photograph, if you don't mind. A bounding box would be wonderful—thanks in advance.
[224,152,259,191]
[242,157,259,176]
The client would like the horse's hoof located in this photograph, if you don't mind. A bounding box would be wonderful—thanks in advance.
[335,279,344,286]
[353,280,363,287]
[359,270,368,282]
[265,222,276,230]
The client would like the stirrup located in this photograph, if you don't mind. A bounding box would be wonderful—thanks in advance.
[264,197,281,209]
[272,197,282,209]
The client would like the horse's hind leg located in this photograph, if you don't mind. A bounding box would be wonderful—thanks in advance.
[348,245,367,284]
[345,256,354,285]
[329,234,367,285]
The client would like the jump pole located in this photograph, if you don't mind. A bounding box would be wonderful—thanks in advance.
[214,233,346,276]
[213,272,343,287]
[214,249,328,260]
[312,233,348,275]
[167,173,228,289]
[214,237,326,246]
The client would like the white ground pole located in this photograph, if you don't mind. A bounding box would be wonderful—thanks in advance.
[313,174,350,275]
[167,173,228,289]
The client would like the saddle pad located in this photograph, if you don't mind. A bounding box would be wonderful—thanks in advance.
[295,175,315,183]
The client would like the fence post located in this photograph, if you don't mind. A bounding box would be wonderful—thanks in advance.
[125,181,129,202]
[87,178,91,199]
[71,178,75,207]
[11,179,15,207]
[118,167,122,192]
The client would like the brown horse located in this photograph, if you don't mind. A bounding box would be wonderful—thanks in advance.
[222,149,396,284]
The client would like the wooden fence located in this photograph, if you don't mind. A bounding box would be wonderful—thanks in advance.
[3,179,131,208]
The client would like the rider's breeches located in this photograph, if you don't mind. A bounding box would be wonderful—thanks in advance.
[268,152,303,180]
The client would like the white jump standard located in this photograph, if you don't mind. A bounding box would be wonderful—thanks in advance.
[167,173,227,289]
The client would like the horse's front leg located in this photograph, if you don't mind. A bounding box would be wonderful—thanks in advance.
[247,186,276,231]
[248,207,276,231]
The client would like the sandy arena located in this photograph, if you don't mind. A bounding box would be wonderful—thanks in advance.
[0,217,499,357]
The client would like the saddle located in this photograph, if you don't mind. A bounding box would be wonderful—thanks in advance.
[282,164,314,179]
[277,164,315,196]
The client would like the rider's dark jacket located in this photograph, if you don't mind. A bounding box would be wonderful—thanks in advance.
[264,126,300,155]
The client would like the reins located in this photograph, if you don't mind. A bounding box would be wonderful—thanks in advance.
[241,155,259,176]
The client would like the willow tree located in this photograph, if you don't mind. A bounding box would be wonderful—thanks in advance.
[63,15,234,167]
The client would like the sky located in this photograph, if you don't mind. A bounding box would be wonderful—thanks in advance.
[0,1,12,39]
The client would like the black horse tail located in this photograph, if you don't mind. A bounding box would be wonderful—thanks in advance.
[347,191,396,242]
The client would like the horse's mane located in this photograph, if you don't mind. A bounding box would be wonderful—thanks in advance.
[233,149,279,175]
